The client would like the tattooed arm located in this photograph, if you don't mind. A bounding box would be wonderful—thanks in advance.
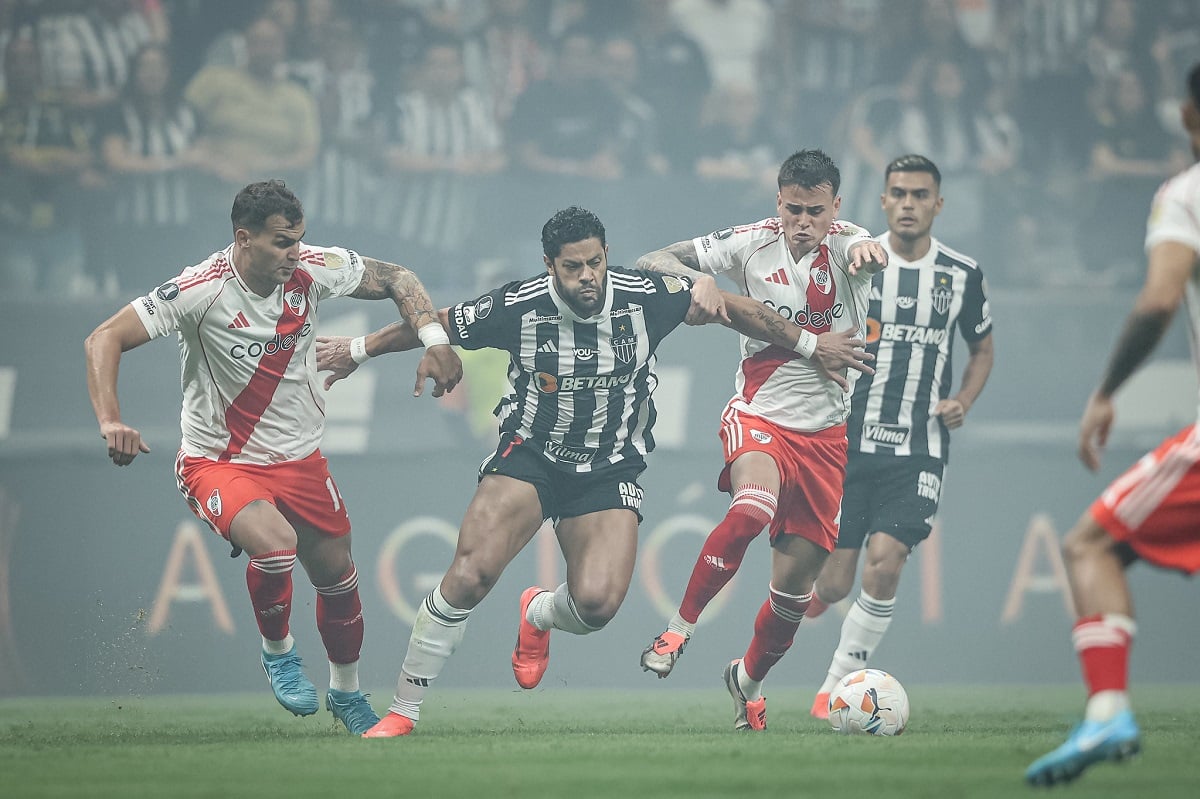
[1077,239,1195,471]
[720,292,874,393]
[350,257,440,331]
[637,240,728,325]
[345,258,462,397]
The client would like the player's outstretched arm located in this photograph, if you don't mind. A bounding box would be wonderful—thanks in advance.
[1078,239,1194,470]
[637,240,728,324]
[350,258,462,397]
[84,305,152,466]
[316,309,452,391]
[719,292,874,392]
[847,240,888,276]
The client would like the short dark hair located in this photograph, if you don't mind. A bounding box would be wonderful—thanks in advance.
[777,149,840,196]
[1189,61,1200,108]
[885,154,942,187]
[541,206,606,259]
[231,180,303,232]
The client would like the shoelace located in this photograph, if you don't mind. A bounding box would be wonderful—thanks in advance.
[332,693,376,727]
[267,654,310,693]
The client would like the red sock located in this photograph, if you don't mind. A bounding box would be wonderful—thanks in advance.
[678,486,776,624]
[315,565,364,664]
[742,585,811,681]
[1072,614,1135,695]
[246,550,296,641]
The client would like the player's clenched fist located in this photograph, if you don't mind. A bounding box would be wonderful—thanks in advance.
[100,420,150,466]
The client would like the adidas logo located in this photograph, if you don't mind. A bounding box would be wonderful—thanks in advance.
[765,268,790,286]
[227,311,250,329]
[405,676,431,687]
[537,340,558,353]
[258,603,287,618]
[849,649,868,661]
[703,554,728,570]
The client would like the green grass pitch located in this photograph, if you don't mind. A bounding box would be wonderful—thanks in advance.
[1,685,1197,798]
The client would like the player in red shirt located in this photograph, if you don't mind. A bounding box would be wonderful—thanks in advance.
[84,180,461,734]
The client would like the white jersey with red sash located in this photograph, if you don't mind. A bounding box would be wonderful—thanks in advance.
[692,218,875,432]
[131,244,365,464]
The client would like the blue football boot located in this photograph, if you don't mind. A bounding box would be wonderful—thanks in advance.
[1025,710,1141,787]
[261,648,319,717]
[326,689,381,735]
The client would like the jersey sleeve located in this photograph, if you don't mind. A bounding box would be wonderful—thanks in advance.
[446,285,515,352]
[957,267,993,342]
[640,271,694,342]
[690,220,777,279]
[824,220,874,270]
[130,272,215,341]
[1144,173,1200,253]
[298,245,367,300]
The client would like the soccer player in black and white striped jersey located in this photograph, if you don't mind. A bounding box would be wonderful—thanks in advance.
[808,155,995,719]
[314,206,864,737]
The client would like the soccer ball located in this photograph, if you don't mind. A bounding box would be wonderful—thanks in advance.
[827,668,909,736]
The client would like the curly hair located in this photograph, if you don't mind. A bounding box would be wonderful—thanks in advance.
[541,206,607,260]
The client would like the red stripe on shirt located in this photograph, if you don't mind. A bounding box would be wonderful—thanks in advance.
[803,244,836,334]
[740,345,797,404]
[218,272,314,461]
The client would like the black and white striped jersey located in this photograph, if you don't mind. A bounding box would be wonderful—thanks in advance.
[847,235,992,461]
[447,267,694,473]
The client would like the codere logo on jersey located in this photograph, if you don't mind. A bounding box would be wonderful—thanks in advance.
[229,322,312,359]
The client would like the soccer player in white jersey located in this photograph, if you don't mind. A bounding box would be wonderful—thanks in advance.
[803,154,994,718]
[314,206,870,738]
[637,149,888,731]
[1026,62,1200,787]
[84,180,462,735]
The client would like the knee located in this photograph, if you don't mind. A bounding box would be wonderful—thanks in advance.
[1062,518,1106,568]
[568,587,622,629]
[816,571,854,604]
[444,556,502,607]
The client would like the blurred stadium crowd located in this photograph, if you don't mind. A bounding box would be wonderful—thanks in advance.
[1,0,1197,299]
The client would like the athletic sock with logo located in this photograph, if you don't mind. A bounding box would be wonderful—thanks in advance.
[741,584,811,694]
[247,549,296,644]
[677,485,776,624]
[315,564,364,691]
[817,590,894,695]
[390,586,471,721]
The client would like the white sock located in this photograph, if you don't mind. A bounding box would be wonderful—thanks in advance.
[390,586,470,721]
[1085,690,1131,722]
[818,590,895,695]
[329,660,359,693]
[666,613,696,639]
[544,583,603,635]
[736,660,763,702]
[262,633,295,656]
[526,588,556,631]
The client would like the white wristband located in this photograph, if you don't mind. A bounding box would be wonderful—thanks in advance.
[349,336,371,364]
[793,329,818,359]
[417,322,451,348]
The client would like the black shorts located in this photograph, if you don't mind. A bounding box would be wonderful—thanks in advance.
[479,432,646,523]
[837,453,944,551]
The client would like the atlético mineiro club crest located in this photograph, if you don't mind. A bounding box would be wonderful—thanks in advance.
[611,334,638,364]
[931,274,953,315]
